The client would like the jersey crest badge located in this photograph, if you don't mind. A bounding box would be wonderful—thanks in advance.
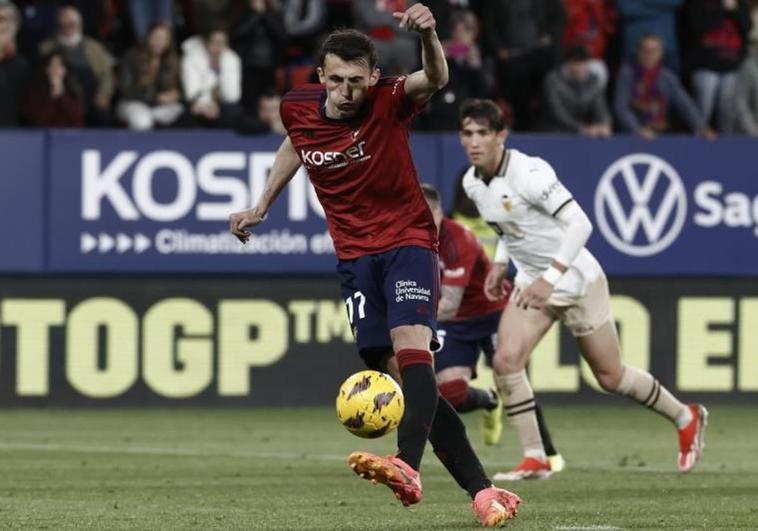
[501,195,512,212]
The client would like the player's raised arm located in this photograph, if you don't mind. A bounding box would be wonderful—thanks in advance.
[394,3,449,104]
[228,135,302,243]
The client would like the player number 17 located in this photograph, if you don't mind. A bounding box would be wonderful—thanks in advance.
[345,291,366,323]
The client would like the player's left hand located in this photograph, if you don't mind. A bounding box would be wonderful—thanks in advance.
[229,208,265,243]
[514,278,553,310]
[393,3,436,34]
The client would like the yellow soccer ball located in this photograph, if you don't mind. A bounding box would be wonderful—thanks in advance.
[336,370,405,438]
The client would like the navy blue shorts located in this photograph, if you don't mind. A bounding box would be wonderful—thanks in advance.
[336,246,439,355]
[434,311,502,375]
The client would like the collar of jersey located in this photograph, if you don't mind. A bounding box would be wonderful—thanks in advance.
[475,149,510,182]
[319,91,369,124]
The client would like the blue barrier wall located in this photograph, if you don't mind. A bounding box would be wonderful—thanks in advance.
[0,132,45,272]
[2,130,757,274]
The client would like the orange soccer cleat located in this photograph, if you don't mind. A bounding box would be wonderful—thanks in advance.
[347,451,422,507]
[472,486,521,527]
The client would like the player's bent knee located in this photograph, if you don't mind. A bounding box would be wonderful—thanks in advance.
[492,349,527,375]
[390,324,432,353]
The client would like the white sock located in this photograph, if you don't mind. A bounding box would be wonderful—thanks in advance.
[675,407,694,429]
[495,370,546,460]
[617,365,689,426]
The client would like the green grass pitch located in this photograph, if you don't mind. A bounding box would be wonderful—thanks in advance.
[0,405,755,530]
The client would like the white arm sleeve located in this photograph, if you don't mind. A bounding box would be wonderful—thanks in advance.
[494,238,509,264]
[552,200,593,267]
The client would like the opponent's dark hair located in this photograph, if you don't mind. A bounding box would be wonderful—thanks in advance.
[420,183,441,204]
[459,98,506,132]
[318,29,377,69]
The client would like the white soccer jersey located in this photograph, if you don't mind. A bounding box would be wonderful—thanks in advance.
[463,148,603,301]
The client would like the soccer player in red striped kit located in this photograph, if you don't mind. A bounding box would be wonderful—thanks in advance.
[229,5,520,527]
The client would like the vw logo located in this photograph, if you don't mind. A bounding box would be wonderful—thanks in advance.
[594,154,687,257]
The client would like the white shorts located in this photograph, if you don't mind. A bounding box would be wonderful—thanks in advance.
[548,274,613,337]
[515,274,613,337]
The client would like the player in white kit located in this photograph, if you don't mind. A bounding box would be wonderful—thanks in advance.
[457,99,708,480]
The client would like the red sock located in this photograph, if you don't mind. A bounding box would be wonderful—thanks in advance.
[438,379,468,408]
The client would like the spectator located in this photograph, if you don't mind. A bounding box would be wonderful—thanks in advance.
[0,0,27,126]
[39,6,114,125]
[257,89,286,133]
[237,89,286,133]
[283,0,326,60]
[14,0,126,57]
[351,0,419,75]
[117,22,184,130]
[13,0,63,59]
[614,34,716,139]
[418,9,493,129]
[561,0,616,87]
[24,50,85,127]
[684,0,752,134]
[734,49,758,134]
[230,0,287,116]
[182,24,243,128]
[542,44,611,136]
[482,0,566,130]
[128,0,174,40]
[616,0,683,71]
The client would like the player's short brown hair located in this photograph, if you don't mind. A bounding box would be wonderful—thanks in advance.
[318,29,377,69]
[459,99,506,132]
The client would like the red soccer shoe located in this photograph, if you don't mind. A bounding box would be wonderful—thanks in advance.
[678,403,709,473]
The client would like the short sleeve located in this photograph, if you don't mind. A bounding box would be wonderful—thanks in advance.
[380,76,426,124]
[518,158,574,217]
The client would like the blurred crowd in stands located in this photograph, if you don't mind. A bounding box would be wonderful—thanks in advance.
[1,0,758,137]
